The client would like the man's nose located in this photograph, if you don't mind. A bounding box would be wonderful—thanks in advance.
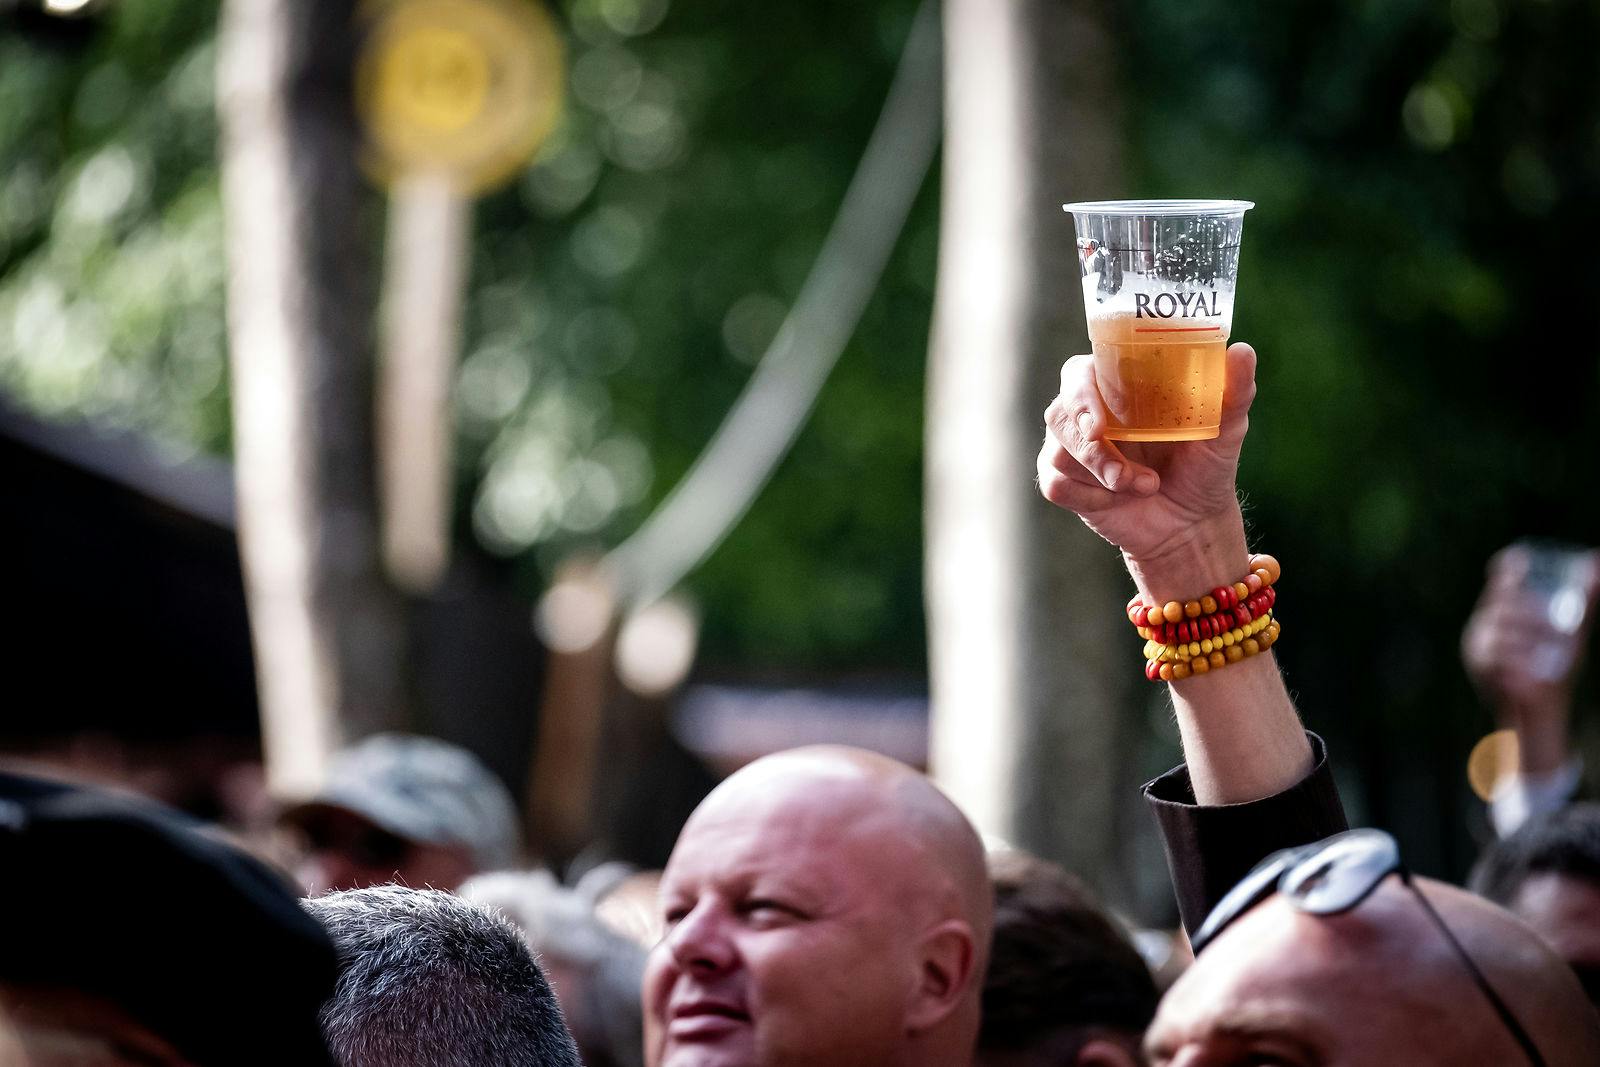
[666,902,737,975]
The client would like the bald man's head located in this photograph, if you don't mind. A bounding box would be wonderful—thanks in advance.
[693,747,992,937]
[1427,880,1600,1064]
[643,746,991,1067]
[1147,875,1600,1066]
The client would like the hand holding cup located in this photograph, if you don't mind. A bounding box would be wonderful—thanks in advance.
[1463,542,1600,774]
[1040,340,1311,806]
[1038,342,1258,568]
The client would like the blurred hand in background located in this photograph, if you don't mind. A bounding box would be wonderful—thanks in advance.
[1464,543,1600,770]
[1464,542,1600,835]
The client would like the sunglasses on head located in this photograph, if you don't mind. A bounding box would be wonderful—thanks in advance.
[1193,828,1547,1067]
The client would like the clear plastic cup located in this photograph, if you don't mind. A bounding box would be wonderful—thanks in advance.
[1511,540,1599,681]
[1063,199,1253,441]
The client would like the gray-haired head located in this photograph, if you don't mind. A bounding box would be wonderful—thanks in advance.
[305,885,580,1067]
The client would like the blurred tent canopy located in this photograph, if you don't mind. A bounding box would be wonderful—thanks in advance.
[0,391,255,738]
[0,0,1598,886]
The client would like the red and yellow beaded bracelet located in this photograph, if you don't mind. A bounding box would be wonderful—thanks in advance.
[1127,554,1282,683]
[1143,619,1280,681]
[1125,554,1279,635]
[1132,585,1276,647]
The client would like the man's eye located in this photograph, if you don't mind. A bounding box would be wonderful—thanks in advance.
[742,899,801,920]
[662,905,690,926]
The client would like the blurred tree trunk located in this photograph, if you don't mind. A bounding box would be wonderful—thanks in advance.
[216,0,411,795]
[926,0,1138,898]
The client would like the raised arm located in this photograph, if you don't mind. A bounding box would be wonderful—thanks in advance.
[1037,343,1309,803]
[1462,542,1600,835]
[1038,342,1345,932]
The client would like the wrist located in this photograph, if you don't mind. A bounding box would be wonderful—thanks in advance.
[1516,724,1573,777]
[1124,510,1250,601]
[1497,696,1573,775]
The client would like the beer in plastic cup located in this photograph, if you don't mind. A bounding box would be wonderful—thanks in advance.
[1509,539,1598,681]
[1062,199,1253,441]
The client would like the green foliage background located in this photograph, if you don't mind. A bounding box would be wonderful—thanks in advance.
[0,0,935,673]
[1123,0,1600,873]
[3,0,1599,877]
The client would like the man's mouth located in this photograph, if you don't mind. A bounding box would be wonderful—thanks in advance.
[667,1000,750,1039]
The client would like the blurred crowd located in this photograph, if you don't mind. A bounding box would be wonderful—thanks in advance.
[4,346,1600,1066]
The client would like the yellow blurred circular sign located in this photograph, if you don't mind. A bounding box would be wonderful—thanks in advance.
[1467,728,1520,802]
[358,0,563,194]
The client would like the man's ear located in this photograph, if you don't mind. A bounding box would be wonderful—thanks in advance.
[905,919,978,1033]
[1074,1036,1143,1067]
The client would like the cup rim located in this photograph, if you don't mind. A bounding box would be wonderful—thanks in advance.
[1062,198,1255,216]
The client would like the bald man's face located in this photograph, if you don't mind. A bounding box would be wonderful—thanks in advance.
[644,771,939,1067]
[1145,883,1532,1067]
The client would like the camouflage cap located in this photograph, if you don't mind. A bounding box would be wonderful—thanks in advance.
[284,733,521,871]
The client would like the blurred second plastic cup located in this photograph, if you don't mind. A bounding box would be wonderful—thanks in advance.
[1063,199,1253,441]
[1511,539,1599,681]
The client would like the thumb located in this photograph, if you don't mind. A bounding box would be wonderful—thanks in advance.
[1211,342,1259,454]
[1220,341,1257,425]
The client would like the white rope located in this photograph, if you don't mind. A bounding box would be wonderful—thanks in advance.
[602,0,942,607]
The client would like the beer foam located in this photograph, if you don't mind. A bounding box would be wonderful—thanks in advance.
[1081,272,1235,326]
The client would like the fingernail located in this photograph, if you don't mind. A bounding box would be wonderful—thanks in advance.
[1076,411,1094,438]
[1134,472,1158,494]
[1104,462,1122,489]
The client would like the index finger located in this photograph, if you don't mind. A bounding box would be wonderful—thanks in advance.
[1045,355,1159,494]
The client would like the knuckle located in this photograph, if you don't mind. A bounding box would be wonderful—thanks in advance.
[1071,405,1096,442]
[1049,404,1096,453]
[1044,400,1074,441]
[1043,475,1076,509]
[1059,353,1093,390]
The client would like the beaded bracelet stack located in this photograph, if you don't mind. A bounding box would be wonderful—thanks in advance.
[1126,554,1282,682]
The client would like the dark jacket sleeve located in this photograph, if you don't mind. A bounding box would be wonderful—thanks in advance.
[1143,732,1348,938]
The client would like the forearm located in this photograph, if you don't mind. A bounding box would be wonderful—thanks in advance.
[1487,685,1574,776]
[1512,705,1573,776]
[1125,509,1312,804]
